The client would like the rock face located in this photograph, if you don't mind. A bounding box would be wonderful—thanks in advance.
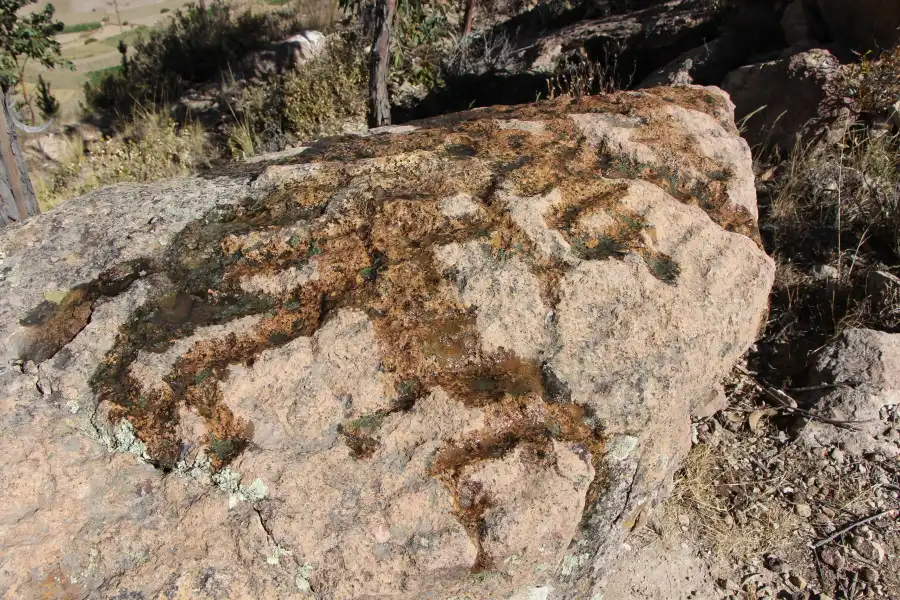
[816,0,900,53]
[0,88,774,599]
[240,30,327,78]
[804,329,900,458]
[723,49,845,154]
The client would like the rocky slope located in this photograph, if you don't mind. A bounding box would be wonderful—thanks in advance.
[0,87,774,599]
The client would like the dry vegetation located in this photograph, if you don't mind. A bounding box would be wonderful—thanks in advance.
[227,32,367,156]
[659,371,899,599]
[33,109,207,209]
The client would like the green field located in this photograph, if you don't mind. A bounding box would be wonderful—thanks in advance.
[61,20,102,33]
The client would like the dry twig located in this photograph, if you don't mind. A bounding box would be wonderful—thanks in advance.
[811,508,898,549]
[733,365,862,431]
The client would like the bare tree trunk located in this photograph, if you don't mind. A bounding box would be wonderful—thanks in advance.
[0,92,40,228]
[461,0,476,36]
[18,68,36,125]
[368,0,396,128]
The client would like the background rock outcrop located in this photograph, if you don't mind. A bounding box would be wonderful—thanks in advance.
[0,88,774,599]
[803,328,900,458]
[723,48,846,154]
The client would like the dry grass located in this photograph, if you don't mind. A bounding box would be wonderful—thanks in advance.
[292,0,342,32]
[768,131,900,265]
[758,126,900,353]
[34,108,210,209]
[545,56,631,100]
[663,440,807,562]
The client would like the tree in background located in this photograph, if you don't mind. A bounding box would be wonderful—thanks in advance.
[35,74,59,120]
[341,0,461,127]
[0,0,71,122]
[461,0,475,36]
[368,0,397,126]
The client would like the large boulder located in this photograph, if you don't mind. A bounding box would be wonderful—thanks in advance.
[239,30,327,79]
[0,88,774,599]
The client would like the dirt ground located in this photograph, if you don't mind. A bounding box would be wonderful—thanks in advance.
[612,369,899,600]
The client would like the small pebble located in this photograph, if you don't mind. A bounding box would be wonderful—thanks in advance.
[830,448,845,463]
[717,578,737,591]
[795,503,812,518]
[789,573,807,591]
[860,566,879,584]
[820,548,844,571]
[36,378,52,396]
[764,554,785,573]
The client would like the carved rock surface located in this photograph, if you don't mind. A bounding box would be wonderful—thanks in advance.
[0,88,774,600]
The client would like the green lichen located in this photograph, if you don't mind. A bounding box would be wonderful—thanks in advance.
[295,564,314,593]
[345,413,386,432]
[211,468,269,508]
[266,545,293,565]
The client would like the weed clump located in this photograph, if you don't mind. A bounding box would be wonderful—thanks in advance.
[228,33,367,155]
[33,108,208,209]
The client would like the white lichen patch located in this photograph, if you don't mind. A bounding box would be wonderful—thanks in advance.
[439,193,482,219]
[101,419,150,460]
[527,586,553,600]
[560,552,592,577]
[239,261,319,298]
[296,564,314,593]
[267,545,293,565]
[495,119,548,134]
[606,435,639,462]
[174,451,214,485]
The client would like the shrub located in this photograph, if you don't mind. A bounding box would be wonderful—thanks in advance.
[36,75,60,119]
[760,128,900,339]
[342,0,460,95]
[62,21,102,34]
[84,37,98,44]
[229,33,366,155]
[84,1,303,120]
[843,46,900,117]
[34,108,209,208]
